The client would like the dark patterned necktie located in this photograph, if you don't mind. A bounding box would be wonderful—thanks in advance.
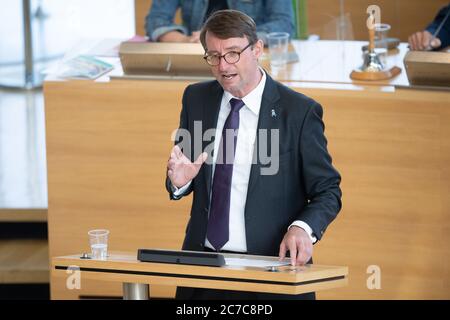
[206,98,245,251]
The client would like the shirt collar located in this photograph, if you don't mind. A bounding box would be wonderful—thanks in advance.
[223,68,266,116]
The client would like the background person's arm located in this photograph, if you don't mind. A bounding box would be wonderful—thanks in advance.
[255,0,295,44]
[409,5,450,50]
[145,0,188,42]
[425,4,450,49]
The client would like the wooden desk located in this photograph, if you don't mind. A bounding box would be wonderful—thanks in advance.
[260,40,410,87]
[0,240,49,283]
[44,40,450,299]
[110,40,414,88]
[52,252,348,299]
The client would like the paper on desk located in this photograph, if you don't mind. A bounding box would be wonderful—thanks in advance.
[225,257,290,268]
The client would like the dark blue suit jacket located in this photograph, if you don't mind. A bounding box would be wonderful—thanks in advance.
[166,74,342,299]
[426,4,450,49]
[167,74,342,255]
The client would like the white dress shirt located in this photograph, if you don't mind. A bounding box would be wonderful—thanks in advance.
[174,69,316,252]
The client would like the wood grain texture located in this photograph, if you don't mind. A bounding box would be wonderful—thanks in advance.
[0,240,49,283]
[404,51,450,86]
[52,253,348,296]
[44,79,193,299]
[291,87,450,299]
[135,0,152,36]
[45,66,450,299]
[0,209,47,222]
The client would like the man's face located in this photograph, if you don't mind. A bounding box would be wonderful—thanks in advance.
[205,31,263,98]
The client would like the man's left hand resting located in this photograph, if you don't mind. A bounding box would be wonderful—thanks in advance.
[279,226,313,266]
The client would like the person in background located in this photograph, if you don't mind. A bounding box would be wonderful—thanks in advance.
[145,0,295,45]
[408,4,449,51]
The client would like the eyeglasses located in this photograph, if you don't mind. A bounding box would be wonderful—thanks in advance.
[203,43,253,66]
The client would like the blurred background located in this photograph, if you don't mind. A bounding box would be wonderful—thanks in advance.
[0,0,134,299]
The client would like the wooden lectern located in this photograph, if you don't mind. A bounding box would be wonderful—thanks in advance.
[52,252,348,300]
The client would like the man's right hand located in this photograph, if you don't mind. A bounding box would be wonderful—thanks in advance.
[167,145,208,188]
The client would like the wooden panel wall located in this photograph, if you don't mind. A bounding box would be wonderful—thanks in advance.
[45,79,450,299]
[135,0,152,36]
[44,79,192,299]
[296,87,450,299]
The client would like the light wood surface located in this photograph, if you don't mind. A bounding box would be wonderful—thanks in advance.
[0,240,49,283]
[52,252,348,296]
[45,79,450,299]
[350,66,402,81]
[135,0,152,36]
[292,86,450,299]
[0,209,47,222]
[404,51,450,86]
[44,79,192,299]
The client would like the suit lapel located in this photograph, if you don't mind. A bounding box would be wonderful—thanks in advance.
[201,76,281,203]
[246,75,281,200]
[202,82,223,196]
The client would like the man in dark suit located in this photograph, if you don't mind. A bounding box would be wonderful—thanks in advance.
[166,9,342,300]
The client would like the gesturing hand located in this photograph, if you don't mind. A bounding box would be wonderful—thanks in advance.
[167,145,208,188]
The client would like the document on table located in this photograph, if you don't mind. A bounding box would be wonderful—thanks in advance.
[225,257,290,268]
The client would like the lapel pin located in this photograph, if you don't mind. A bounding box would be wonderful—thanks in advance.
[271,109,277,118]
